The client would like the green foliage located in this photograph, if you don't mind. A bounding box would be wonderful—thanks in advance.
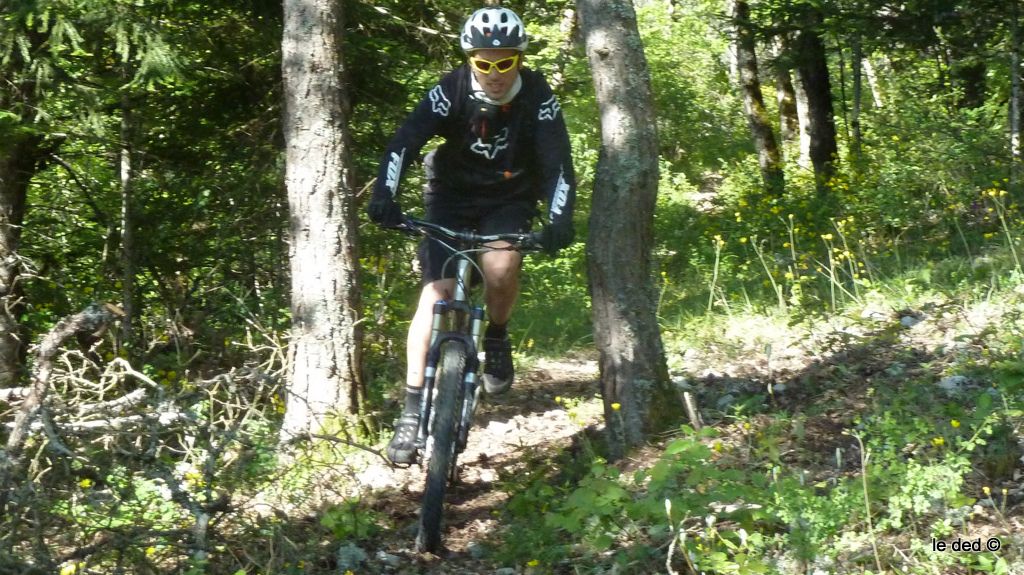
[320,499,382,541]
[3,0,1024,571]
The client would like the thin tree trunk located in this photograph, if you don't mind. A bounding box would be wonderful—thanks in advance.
[1012,0,1022,198]
[794,9,839,194]
[0,136,42,387]
[577,0,676,461]
[863,57,885,109]
[794,67,812,169]
[850,33,863,161]
[280,0,364,441]
[772,38,800,145]
[118,101,137,351]
[731,0,784,197]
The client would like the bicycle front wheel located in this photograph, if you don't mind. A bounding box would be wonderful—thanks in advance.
[416,341,466,553]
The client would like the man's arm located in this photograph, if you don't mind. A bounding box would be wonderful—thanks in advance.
[533,78,577,252]
[368,77,456,225]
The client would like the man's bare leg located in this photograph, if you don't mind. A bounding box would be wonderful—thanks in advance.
[479,243,522,393]
[387,278,453,464]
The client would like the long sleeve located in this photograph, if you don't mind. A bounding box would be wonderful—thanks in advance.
[372,78,456,205]
[533,80,576,227]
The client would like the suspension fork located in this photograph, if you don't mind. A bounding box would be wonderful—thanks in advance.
[458,306,486,451]
[416,303,484,446]
[417,300,448,447]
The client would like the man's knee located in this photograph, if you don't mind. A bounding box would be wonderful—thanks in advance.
[484,251,521,283]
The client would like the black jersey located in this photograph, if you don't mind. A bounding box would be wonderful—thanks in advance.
[372,65,576,228]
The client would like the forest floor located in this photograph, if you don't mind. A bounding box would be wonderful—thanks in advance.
[286,285,1024,574]
[331,355,606,574]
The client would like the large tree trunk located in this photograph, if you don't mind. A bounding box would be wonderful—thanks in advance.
[280,0,364,440]
[731,0,784,197]
[577,0,676,461]
[794,9,839,195]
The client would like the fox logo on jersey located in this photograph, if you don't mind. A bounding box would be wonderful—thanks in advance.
[538,95,561,121]
[429,85,451,117]
[470,127,510,160]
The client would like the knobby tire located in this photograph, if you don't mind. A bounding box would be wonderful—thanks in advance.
[416,342,466,553]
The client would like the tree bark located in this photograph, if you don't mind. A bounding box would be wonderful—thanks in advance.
[577,0,676,461]
[863,57,885,109]
[1012,0,1022,198]
[793,9,839,194]
[794,66,812,170]
[0,135,43,387]
[771,38,800,145]
[731,0,784,197]
[118,100,137,352]
[850,33,864,161]
[280,0,364,440]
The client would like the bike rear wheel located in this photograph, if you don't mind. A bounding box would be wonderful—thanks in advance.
[416,342,466,553]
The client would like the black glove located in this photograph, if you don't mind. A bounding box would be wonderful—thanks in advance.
[368,194,404,227]
[540,221,574,254]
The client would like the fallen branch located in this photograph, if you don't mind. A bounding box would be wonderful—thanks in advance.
[5,402,192,434]
[0,387,30,403]
[0,303,123,520]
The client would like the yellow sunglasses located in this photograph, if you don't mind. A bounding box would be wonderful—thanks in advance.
[469,54,520,75]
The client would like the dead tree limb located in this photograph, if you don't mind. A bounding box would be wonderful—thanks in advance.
[0,303,122,521]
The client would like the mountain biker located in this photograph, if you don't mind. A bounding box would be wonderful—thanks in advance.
[368,7,578,465]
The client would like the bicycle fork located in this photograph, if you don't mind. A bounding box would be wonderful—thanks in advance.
[415,301,486,455]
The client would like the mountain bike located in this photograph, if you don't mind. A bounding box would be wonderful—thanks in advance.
[393,217,540,553]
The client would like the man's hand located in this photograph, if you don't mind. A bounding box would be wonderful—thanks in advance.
[540,221,574,254]
[368,195,404,227]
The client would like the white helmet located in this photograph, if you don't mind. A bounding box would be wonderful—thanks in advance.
[460,7,529,52]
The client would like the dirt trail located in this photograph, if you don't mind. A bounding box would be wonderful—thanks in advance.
[344,356,603,574]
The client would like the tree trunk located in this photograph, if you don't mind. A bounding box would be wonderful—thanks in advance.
[949,44,987,109]
[794,9,839,194]
[118,101,137,352]
[850,34,863,161]
[577,0,676,461]
[863,57,885,109]
[0,136,42,387]
[731,0,784,197]
[280,0,364,440]
[771,38,800,145]
[1012,1,1022,198]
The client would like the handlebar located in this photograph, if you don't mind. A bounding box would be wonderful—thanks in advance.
[392,217,543,252]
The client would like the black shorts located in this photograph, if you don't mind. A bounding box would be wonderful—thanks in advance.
[418,194,538,284]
